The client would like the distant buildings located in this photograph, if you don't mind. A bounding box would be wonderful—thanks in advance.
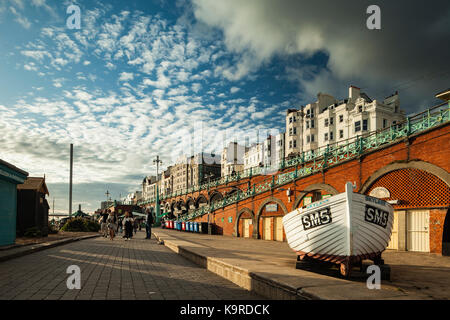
[139,84,407,201]
[221,142,248,177]
[285,85,406,157]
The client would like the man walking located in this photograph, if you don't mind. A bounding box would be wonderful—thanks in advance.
[145,207,154,239]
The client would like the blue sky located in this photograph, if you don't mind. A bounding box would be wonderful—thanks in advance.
[0,0,449,213]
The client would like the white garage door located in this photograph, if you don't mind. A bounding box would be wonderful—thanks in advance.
[387,211,399,250]
[243,219,251,238]
[407,210,430,252]
[273,217,284,242]
[262,217,272,240]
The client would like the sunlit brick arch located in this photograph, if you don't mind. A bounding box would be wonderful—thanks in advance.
[291,183,339,211]
[208,190,224,204]
[234,207,255,238]
[176,199,186,210]
[185,197,195,211]
[224,186,240,197]
[255,197,288,239]
[195,194,208,208]
[360,160,450,193]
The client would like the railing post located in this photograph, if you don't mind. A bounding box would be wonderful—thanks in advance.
[253,184,256,195]
[323,144,329,169]
[427,109,431,128]
[249,167,252,178]
[406,116,411,135]
[295,164,298,178]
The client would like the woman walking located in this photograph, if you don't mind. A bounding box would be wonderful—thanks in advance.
[106,211,116,240]
[123,212,134,241]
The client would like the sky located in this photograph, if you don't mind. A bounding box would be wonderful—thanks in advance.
[0,0,449,214]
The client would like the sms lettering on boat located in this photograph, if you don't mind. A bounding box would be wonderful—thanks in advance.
[282,182,394,277]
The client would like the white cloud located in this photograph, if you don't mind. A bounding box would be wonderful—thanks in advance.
[230,86,240,94]
[119,72,134,82]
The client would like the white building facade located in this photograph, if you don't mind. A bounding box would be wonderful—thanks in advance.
[244,143,264,170]
[285,85,406,157]
[221,142,248,177]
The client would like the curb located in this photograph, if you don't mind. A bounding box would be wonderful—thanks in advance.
[153,232,319,300]
[0,234,101,263]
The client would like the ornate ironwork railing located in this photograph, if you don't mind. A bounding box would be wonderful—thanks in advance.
[138,102,450,220]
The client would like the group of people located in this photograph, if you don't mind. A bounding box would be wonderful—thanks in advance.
[98,208,155,241]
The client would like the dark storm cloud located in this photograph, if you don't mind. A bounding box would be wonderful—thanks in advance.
[193,0,450,112]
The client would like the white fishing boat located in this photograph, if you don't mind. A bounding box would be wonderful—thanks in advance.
[282,182,394,277]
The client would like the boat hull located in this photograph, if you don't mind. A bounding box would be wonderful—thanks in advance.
[282,182,394,276]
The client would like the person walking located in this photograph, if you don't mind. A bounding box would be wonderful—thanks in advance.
[106,211,116,240]
[133,218,139,235]
[145,208,154,239]
[118,218,123,234]
[101,210,109,238]
[123,212,134,240]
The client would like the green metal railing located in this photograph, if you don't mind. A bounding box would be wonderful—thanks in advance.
[140,102,449,221]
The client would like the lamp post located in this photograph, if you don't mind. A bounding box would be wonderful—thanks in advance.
[153,156,162,220]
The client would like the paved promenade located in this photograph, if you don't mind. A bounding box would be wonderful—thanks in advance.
[153,228,450,300]
[0,231,262,300]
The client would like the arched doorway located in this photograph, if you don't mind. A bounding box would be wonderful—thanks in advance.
[235,208,255,238]
[255,197,288,241]
[292,183,339,210]
[363,165,450,254]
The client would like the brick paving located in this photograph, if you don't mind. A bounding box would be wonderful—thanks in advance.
[153,228,450,300]
[0,231,263,300]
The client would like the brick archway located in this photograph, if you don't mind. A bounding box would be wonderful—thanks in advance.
[186,197,195,211]
[195,194,208,208]
[208,190,223,204]
[443,208,450,256]
[255,197,288,239]
[233,207,255,238]
[292,183,339,211]
[360,160,450,193]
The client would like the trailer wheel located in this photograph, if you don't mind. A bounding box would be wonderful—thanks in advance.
[340,261,351,278]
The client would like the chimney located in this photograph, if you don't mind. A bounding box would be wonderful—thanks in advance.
[349,85,360,100]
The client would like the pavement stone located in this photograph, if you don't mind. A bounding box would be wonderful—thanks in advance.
[153,228,450,300]
[0,230,262,300]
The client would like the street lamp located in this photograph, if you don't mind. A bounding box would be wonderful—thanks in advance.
[153,156,162,220]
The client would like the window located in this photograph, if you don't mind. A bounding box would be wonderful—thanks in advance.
[289,140,292,148]
[293,140,297,148]
[339,115,344,123]
[311,120,315,128]
[363,119,368,131]
[359,105,363,112]
[383,119,387,128]
[311,134,315,142]
[339,130,344,139]
[306,120,309,129]
[289,128,292,135]
[330,117,334,125]
[293,127,297,134]
[306,135,310,143]
[293,116,296,122]
[355,121,361,132]
[324,133,328,141]
[289,117,292,123]
[330,132,334,140]
[324,119,329,127]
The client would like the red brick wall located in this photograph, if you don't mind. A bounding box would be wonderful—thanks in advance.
[172,124,450,253]
[430,209,448,254]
